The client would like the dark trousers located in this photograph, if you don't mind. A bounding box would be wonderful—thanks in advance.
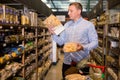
[62,63,71,79]
[62,62,77,79]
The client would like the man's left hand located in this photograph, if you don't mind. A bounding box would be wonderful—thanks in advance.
[77,43,83,51]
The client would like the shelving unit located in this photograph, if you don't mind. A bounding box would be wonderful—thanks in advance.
[0,23,52,80]
[0,2,53,80]
[93,23,106,66]
[105,23,120,80]
[89,0,106,67]
[105,0,120,80]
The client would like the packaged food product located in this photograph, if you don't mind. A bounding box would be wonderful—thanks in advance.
[11,52,17,57]
[63,42,78,53]
[44,14,62,27]
[12,9,18,24]
[21,15,29,25]
[9,8,13,23]
[106,56,115,63]
[65,74,86,80]
[3,5,10,23]
[43,14,65,35]
[0,57,4,64]
[29,11,38,26]
[37,18,45,27]
[0,4,4,23]
[4,54,11,60]
[107,68,118,80]
[21,15,26,25]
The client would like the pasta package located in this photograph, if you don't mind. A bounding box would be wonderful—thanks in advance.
[0,4,4,22]
[65,74,86,80]
[63,42,78,53]
[43,14,65,35]
[43,14,62,27]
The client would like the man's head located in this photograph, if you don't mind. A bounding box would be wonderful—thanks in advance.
[68,2,82,21]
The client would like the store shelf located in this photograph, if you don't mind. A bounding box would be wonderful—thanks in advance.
[108,23,120,27]
[97,30,104,35]
[107,36,119,41]
[0,1,53,80]
[105,2,120,78]
[91,51,104,65]
[0,22,52,80]
[94,47,103,56]
[24,54,36,66]
[0,62,23,80]
[108,0,120,9]
[110,47,119,56]
[88,0,103,19]
[91,18,105,67]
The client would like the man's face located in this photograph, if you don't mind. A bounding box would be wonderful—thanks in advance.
[68,5,81,20]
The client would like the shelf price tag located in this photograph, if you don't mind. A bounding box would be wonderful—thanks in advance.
[3,43,6,47]
[10,26,13,29]
[0,26,2,29]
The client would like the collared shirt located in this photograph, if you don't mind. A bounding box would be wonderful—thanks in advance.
[52,17,98,64]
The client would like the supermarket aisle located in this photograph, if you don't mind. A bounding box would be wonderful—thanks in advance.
[44,53,64,80]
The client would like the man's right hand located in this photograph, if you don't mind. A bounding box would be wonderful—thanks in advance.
[48,26,55,35]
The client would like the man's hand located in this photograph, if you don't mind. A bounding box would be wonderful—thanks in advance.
[77,43,83,51]
[63,42,83,53]
[48,26,55,35]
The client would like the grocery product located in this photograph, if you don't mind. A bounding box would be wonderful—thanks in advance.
[29,11,38,26]
[37,18,45,27]
[0,4,3,23]
[11,52,17,58]
[3,5,10,23]
[13,9,19,24]
[43,14,65,35]
[63,42,78,53]
[4,54,11,60]
[9,8,13,23]
[0,57,4,64]
[43,14,62,27]
[21,15,29,25]
[65,74,86,80]
[107,68,118,80]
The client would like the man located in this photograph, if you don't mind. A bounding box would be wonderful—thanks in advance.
[48,2,98,79]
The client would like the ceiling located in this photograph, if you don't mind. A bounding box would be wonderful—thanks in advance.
[0,0,52,16]
[41,0,99,12]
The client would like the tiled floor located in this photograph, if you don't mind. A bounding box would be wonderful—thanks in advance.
[44,54,64,80]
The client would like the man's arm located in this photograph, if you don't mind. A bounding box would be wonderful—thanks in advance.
[82,23,98,51]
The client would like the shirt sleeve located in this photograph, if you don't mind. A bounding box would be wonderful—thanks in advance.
[83,23,98,51]
[51,22,69,46]
[52,31,66,46]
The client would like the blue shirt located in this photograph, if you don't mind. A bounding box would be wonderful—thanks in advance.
[52,17,98,64]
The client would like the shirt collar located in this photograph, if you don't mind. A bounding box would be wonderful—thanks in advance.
[72,17,83,24]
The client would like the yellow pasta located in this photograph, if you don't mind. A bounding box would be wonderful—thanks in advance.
[63,42,78,53]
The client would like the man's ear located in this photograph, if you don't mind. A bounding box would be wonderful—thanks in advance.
[78,9,81,14]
